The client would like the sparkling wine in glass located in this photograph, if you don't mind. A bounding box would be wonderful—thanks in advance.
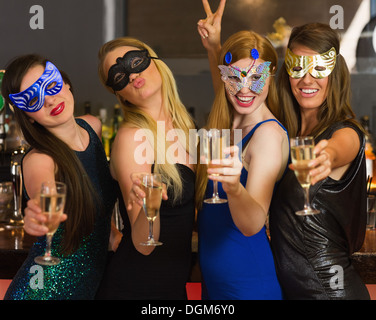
[290,136,320,216]
[140,173,163,246]
[34,181,66,265]
[202,128,231,204]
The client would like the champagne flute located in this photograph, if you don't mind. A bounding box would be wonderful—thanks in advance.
[34,181,66,265]
[140,173,163,246]
[290,136,320,216]
[202,129,230,204]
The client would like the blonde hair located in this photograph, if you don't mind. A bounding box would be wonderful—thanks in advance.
[195,30,279,210]
[98,37,195,202]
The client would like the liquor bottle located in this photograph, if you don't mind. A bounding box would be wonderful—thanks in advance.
[99,108,113,161]
[7,148,25,228]
[110,104,123,152]
[84,101,92,115]
[0,70,6,152]
[0,70,5,113]
[0,110,5,152]
[361,115,375,177]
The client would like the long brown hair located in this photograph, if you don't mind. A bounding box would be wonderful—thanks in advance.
[2,54,98,255]
[275,23,362,137]
[195,30,279,210]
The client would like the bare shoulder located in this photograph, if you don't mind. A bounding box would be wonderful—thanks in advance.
[110,126,152,177]
[112,126,144,150]
[23,150,56,198]
[23,149,55,170]
[249,120,287,149]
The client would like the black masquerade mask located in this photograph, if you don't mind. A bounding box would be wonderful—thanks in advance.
[106,49,158,91]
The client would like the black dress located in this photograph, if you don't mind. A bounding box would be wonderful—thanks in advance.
[269,121,370,300]
[96,164,195,299]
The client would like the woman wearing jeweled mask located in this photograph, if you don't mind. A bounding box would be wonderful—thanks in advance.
[269,23,369,300]
[195,0,289,299]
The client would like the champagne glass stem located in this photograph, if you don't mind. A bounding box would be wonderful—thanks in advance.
[148,220,154,241]
[212,181,219,199]
[45,234,53,259]
[303,186,311,210]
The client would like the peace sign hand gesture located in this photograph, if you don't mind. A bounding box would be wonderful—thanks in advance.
[197,0,226,51]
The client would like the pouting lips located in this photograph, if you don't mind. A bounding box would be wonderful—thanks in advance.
[133,78,145,89]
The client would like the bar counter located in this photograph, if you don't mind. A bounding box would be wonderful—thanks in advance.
[0,225,375,285]
[352,229,376,284]
[0,224,36,279]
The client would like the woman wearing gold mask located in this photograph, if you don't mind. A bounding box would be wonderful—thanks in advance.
[198,2,368,299]
[269,23,369,300]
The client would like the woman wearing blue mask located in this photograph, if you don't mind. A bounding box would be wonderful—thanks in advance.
[2,54,117,300]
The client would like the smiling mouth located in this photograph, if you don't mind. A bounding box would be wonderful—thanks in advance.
[236,95,255,106]
[300,89,318,94]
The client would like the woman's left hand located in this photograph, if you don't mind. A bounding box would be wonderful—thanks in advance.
[207,145,243,195]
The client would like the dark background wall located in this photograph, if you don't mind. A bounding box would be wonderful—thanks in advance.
[1,0,376,129]
[0,0,121,116]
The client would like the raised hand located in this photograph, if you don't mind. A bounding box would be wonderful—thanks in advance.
[197,0,226,50]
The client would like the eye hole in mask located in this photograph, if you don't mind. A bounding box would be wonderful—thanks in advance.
[285,47,337,79]
[9,61,63,112]
[106,49,159,92]
[28,82,57,107]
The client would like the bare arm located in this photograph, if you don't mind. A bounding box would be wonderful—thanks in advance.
[297,127,361,185]
[210,123,289,236]
[23,151,67,235]
[110,127,159,255]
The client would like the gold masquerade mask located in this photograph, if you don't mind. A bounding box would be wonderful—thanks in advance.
[285,47,337,79]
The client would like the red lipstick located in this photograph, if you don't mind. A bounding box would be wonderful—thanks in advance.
[50,102,65,116]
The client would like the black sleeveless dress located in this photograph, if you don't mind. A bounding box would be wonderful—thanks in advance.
[269,121,369,300]
[96,164,195,299]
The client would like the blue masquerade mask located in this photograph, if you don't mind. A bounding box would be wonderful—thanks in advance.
[9,61,63,112]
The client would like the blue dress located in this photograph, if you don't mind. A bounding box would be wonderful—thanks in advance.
[198,119,285,300]
[4,119,117,300]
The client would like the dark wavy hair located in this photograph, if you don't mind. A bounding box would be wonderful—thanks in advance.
[1,54,98,255]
